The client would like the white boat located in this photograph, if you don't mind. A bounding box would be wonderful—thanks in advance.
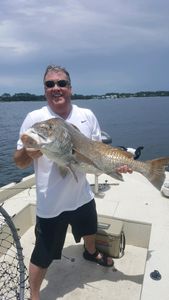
[1,170,169,300]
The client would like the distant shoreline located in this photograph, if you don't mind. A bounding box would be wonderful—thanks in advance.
[0,91,169,102]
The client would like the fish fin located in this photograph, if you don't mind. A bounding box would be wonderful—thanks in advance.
[70,124,81,132]
[59,165,78,182]
[59,166,68,178]
[73,149,99,169]
[106,171,124,181]
[144,157,169,190]
[68,164,78,182]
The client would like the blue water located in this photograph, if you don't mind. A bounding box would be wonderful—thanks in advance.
[0,97,169,187]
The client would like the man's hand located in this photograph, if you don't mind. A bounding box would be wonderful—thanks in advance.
[116,165,133,174]
[26,148,43,159]
[14,148,42,169]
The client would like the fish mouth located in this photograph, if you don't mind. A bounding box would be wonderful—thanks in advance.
[21,129,48,148]
[36,132,47,140]
[29,128,48,141]
[21,133,39,148]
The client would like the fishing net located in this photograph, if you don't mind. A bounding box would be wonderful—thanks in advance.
[0,204,30,299]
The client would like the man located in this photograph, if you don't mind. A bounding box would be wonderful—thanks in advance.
[14,65,132,300]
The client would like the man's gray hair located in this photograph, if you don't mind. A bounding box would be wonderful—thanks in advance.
[43,65,71,86]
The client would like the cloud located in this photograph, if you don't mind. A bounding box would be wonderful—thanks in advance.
[0,0,169,94]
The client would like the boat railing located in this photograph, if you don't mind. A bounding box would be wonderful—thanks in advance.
[0,175,35,204]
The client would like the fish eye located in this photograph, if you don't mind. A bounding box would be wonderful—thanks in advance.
[47,123,53,130]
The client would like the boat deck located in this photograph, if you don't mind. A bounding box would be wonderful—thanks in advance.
[1,171,169,300]
[21,226,147,300]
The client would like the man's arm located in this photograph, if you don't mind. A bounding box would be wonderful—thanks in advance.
[13,148,42,169]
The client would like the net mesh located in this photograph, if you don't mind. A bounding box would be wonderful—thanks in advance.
[0,205,30,299]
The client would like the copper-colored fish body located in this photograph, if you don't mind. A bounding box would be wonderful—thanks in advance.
[21,118,169,190]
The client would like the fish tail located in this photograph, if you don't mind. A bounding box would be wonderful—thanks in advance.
[144,157,169,190]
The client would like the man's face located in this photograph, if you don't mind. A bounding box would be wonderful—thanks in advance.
[44,70,72,115]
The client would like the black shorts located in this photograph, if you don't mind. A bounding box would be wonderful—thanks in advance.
[30,199,97,268]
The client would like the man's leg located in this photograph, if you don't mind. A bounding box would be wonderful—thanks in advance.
[71,200,113,266]
[29,214,69,299]
[29,262,47,300]
[83,234,113,265]
[83,234,96,253]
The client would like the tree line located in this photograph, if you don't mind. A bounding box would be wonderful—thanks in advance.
[0,91,169,102]
[0,92,94,101]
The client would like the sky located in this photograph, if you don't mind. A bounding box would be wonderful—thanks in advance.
[0,0,169,95]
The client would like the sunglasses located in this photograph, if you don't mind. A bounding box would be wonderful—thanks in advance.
[45,80,69,88]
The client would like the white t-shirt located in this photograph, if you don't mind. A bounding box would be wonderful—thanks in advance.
[17,104,101,218]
